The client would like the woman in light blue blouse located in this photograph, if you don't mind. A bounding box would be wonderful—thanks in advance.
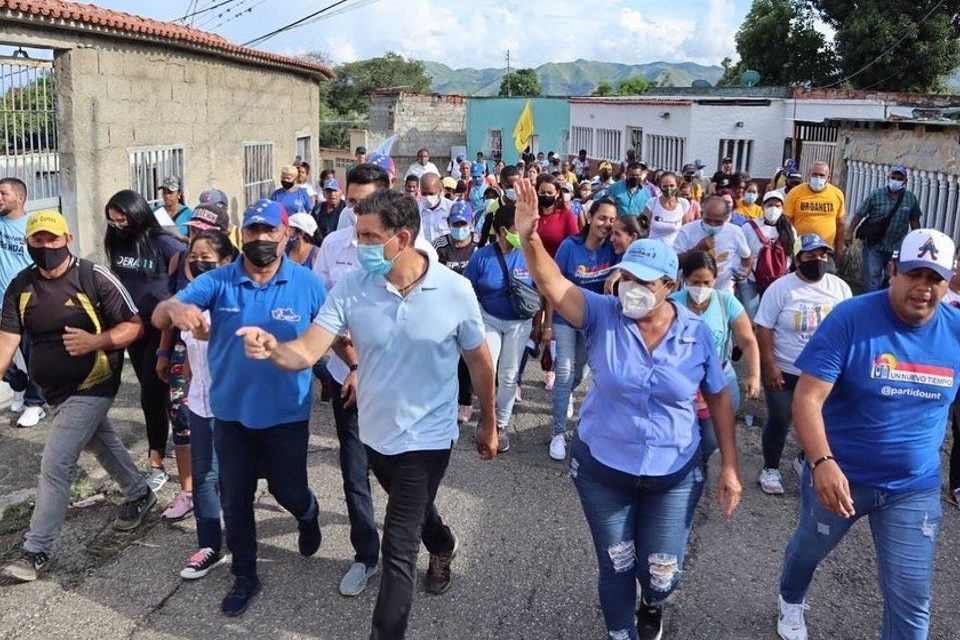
[514,178,742,640]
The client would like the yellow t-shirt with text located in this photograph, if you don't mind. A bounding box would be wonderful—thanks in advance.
[783,183,845,247]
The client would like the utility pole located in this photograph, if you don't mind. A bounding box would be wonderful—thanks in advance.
[506,50,511,97]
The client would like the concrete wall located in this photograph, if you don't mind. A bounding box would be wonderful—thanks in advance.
[833,123,960,188]
[368,92,465,176]
[1,24,319,259]
[688,102,788,178]
[467,97,570,165]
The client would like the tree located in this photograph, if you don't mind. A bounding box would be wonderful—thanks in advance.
[807,0,960,91]
[616,76,654,95]
[1,74,56,152]
[499,69,542,97]
[718,56,747,87]
[724,0,836,87]
[591,80,614,96]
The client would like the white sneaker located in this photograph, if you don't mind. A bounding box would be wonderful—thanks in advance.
[566,399,574,420]
[145,467,169,493]
[549,434,566,461]
[16,406,45,428]
[9,390,25,413]
[777,594,809,640]
[759,468,785,495]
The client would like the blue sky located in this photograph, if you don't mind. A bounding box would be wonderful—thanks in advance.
[55,0,757,69]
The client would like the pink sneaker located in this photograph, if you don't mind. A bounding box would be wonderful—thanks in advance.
[457,405,472,424]
[544,371,556,391]
[161,491,193,522]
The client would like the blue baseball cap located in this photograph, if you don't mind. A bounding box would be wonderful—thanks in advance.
[448,201,474,225]
[470,162,486,177]
[322,178,341,191]
[242,199,287,229]
[618,239,678,282]
[797,233,833,256]
[890,164,908,177]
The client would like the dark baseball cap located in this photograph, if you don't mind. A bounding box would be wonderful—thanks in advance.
[187,203,230,232]
[198,188,228,208]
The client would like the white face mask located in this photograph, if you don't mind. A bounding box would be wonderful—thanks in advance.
[424,194,441,208]
[618,280,662,320]
[763,206,783,224]
[888,179,905,192]
[686,285,712,305]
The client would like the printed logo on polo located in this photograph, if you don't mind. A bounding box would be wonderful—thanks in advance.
[512,266,530,279]
[272,307,301,322]
[871,353,954,388]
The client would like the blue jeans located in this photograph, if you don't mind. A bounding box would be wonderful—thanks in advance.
[861,243,893,293]
[569,435,706,639]
[761,372,800,469]
[551,323,588,435]
[214,419,316,578]
[189,411,223,551]
[3,334,44,407]
[698,361,740,462]
[780,468,942,640]
[736,279,761,320]
[331,380,380,567]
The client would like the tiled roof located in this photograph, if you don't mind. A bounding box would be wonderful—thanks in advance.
[0,0,335,80]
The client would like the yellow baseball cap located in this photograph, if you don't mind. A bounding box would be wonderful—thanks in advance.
[26,210,70,237]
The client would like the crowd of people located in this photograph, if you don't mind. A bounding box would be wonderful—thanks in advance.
[0,138,957,640]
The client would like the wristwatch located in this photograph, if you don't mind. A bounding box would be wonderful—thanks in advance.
[348,363,359,372]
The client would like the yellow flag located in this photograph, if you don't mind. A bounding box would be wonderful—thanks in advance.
[513,99,534,153]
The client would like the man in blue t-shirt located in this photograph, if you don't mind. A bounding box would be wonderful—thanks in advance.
[776,228,960,640]
[153,199,327,618]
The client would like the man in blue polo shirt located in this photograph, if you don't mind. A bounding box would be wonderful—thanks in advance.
[236,189,498,640]
[594,161,651,217]
[152,199,327,618]
[776,228,960,640]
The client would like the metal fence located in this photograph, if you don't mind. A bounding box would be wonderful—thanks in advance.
[844,160,960,240]
[0,55,60,203]
[243,142,275,207]
[129,146,185,207]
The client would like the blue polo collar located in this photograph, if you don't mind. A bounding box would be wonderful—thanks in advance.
[232,255,294,286]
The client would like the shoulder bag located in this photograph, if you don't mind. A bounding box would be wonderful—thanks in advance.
[493,242,540,320]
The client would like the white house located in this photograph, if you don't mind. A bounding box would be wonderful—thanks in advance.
[567,90,920,179]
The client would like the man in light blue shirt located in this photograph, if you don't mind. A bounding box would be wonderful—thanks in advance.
[236,189,497,639]
[595,161,651,217]
[0,177,45,426]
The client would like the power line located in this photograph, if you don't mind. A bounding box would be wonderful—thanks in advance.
[196,0,253,29]
[242,0,357,47]
[171,0,240,23]
[209,0,268,30]
[818,0,947,89]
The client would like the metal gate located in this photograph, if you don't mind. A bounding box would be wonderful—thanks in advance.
[0,54,60,211]
[795,123,838,174]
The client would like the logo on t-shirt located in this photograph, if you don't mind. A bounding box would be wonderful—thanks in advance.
[871,353,954,388]
[792,303,833,336]
[271,307,301,322]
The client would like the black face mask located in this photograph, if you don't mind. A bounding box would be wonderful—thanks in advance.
[798,259,827,282]
[538,195,556,209]
[281,180,296,190]
[625,177,640,189]
[189,260,219,276]
[27,244,70,271]
[242,240,280,268]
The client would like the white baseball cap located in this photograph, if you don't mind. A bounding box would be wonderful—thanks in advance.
[897,228,956,280]
[288,212,318,236]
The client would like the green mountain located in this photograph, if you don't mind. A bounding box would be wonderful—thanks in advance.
[423,59,724,96]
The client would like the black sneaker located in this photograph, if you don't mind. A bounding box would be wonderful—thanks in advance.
[2,550,50,582]
[113,490,157,531]
[221,575,261,617]
[636,603,663,640]
[180,547,228,580]
[424,533,459,595]
[297,500,322,557]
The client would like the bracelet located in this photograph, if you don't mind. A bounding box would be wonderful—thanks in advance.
[542,325,553,331]
[348,363,359,372]
[156,349,170,358]
[810,455,835,471]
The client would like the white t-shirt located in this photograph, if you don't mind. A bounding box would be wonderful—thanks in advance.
[754,272,852,375]
[645,197,690,247]
[181,311,213,419]
[742,219,793,283]
[673,221,751,293]
[404,162,441,180]
[942,289,960,309]
[299,183,318,199]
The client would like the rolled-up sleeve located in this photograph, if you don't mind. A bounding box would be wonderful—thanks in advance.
[312,278,348,337]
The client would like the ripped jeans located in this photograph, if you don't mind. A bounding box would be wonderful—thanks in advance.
[780,466,942,640]
[569,434,706,640]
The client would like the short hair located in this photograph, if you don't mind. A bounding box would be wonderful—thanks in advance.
[625,162,643,173]
[346,163,390,191]
[319,169,335,182]
[299,161,310,173]
[499,165,520,184]
[493,204,516,231]
[404,174,419,184]
[579,149,587,155]
[417,148,429,156]
[681,251,718,278]
[354,189,421,239]
[0,177,27,200]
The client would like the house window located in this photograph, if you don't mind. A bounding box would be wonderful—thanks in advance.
[296,135,312,164]
[488,129,502,160]
[243,142,275,207]
[129,146,185,207]
[646,135,686,172]
[594,128,622,162]
[571,126,594,156]
[717,139,754,173]
[627,127,643,161]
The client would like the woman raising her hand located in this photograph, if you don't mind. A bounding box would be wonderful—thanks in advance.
[513,177,742,640]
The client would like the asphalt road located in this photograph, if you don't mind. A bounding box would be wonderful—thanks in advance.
[0,369,959,640]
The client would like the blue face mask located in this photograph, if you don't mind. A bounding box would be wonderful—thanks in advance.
[357,235,398,275]
[504,188,517,201]
[450,226,472,241]
[702,221,722,237]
